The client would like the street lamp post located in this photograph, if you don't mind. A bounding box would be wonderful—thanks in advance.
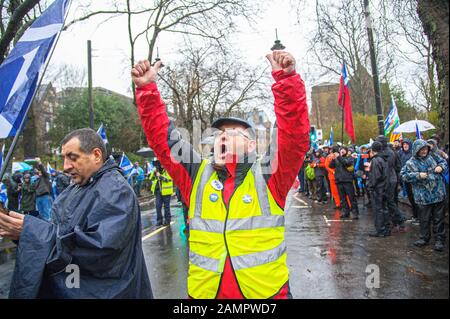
[364,0,384,135]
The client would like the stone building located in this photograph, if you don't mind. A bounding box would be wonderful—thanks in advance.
[310,82,341,128]
[22,83,58,158]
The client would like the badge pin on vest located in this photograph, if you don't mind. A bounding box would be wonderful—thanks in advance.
[211,180,224,191]
[209,193,219,202]
[242,194,253,204]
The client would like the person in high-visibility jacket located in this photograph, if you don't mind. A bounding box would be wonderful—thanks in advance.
[131,50,310,299]
[149,160,174,226]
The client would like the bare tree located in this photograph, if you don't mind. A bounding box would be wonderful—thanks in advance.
[306,0,397,116]
[417,0,449,145]
[0,0,48,63]
[157,41,269,137]
[382,0,438,113]
[61,0,258,103]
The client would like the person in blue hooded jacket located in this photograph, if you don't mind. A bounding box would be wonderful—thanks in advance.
[400,139,448,252]
[0,128,153,298]
[398,138,419,223]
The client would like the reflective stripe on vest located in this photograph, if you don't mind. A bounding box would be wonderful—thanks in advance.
[190,162,283,233]
[188,159,289,298]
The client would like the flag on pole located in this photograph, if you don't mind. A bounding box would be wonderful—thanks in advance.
[47,163,56,175]
[0,0,71,138]
[329,127,333,146]
[97,123,108,145]
[147,161,155,174]
[338,63,356,143]
[384,95,400,135]
[119,153,134,176]
[0,182,7,205]
[415,121,422,140]
[0,144,5,173]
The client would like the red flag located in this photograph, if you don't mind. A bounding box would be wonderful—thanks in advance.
[338,63,356,143]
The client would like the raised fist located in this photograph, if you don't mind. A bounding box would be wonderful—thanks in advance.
[266,51,296,74]
[131,60,163,88]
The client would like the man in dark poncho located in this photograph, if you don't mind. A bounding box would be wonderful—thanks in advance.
[0,128,153,299]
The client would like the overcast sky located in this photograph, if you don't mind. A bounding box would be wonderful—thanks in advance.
[46,1,316,96]
[43,0,423,113]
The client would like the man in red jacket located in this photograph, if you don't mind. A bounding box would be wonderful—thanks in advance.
[131,51,310,299]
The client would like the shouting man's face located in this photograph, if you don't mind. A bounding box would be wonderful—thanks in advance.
[213,123,256,167]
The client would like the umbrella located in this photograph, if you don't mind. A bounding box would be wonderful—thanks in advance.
[136,147,155,159]
[393,120,435,133]
[12,162,33,173]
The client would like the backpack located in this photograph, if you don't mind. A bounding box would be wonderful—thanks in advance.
[305,165,315,181]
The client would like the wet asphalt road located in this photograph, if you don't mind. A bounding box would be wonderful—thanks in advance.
[0,192,448,299]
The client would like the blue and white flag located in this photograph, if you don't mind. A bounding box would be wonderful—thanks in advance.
[47,163,56,175]
[147,162,155,174]
[119,153,134,176]
[329,127,333,146]
[97,123,108,145]
[0,0,71,138]
[0,182,7,205]
[0,144,5,172]
[415,122,422,140]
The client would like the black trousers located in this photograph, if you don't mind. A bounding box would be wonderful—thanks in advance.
[417,201,446,243]
[371,187,389,234]
[384,181,405,227]
[155,191,171,224]
[337,182,358,216]
[405,182,419,219]
[316,176,327,202]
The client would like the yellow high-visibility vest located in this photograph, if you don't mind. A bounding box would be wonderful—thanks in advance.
[150,170,174,196]
[188,160,289,299]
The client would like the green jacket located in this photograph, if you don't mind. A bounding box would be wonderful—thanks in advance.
[21,182,36,212]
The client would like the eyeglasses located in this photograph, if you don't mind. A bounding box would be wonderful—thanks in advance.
[212,128,251,140]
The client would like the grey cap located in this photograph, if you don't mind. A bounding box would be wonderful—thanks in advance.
[211,117,256,139]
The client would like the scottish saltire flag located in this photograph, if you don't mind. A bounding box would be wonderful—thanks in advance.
[415,122,422,140]
[0,182,7,205]
[119,153,134,176]
[0,0,71,138]
[97,123,108,145]
[329,127,333,146]
[0,144,5,172]
[147,162,155,174]
[384,96,400,135]
[47,163,56,175]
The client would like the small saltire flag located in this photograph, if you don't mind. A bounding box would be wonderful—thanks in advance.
[47,163,56,175]
[415,122,422,140]
[147,162,154,174]
[97,123,108,145]
[329,127,333,146]
[0,0,72,138]
[0,182,7,204]
[119,153,134,176]
[384,95,400,135]
[0,144,5,173]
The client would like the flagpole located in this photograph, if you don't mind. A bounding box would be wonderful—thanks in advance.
[0,0,73,182]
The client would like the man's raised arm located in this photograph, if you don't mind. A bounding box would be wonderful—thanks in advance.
[131,60,201,206]
[261,51,310,208]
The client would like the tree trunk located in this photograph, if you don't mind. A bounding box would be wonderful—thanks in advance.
[417,0,449,145]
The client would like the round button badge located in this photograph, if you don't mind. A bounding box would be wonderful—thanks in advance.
[211,180,224,191]
[209,193,219,202]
